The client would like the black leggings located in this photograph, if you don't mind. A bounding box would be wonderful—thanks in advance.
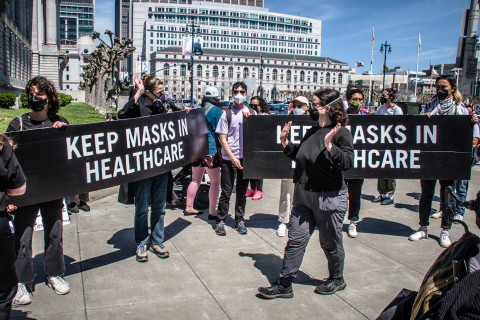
[0,214,17,320]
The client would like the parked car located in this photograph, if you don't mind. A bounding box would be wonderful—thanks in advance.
[268,103,288,115]
[268,100,283,105]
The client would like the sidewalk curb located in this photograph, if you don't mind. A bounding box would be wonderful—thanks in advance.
[88,186,119,202]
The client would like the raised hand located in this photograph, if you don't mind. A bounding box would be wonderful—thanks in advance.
[280,121,292,147]
[134,74,144,93]
[324,123,341,152]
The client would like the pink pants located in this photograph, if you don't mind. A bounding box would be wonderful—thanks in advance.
[186,166,221,213]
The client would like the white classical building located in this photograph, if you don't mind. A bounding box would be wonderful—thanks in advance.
[151,47,348,101]
[60,36,96,90]
[119,0,322,79]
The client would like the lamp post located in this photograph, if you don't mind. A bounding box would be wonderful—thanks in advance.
[186,23,200,105]
[380,41,392,90]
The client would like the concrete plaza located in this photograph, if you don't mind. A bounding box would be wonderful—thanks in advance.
[11,167,480,320]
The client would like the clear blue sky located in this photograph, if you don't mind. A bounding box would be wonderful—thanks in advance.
[95,0,471,74]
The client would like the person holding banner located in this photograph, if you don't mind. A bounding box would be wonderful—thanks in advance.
[371,88,402,206]
[345,89,368,238]
[118,74,170,262]
[258,89,353,298]
[6,76,70,305]
[410,74,477,247]
[0,134,26,320]
[185,87,223,217]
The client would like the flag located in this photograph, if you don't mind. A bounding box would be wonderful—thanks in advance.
[355,61,364,68]
[383,65,390,71]
[372,24,375,47]
[294,55,297,67]
[432,68,439,76]
[326,58,333,65]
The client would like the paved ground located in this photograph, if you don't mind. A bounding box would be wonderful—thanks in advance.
[11,166,480,320]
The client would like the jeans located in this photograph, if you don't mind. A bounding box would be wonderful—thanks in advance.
[134,173,168,248]
[345,179,364,221]
[419,180,454,230]
[453,180,469,216]
[217,159,249,223]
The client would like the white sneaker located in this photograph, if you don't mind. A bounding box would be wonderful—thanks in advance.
[347,223,357,238]
[47,276,70,295]
[431,210,442,219]
[439,230,451,248]
[13,283,32,305]
[408,227,428,241]
[276,223,287,237]
[453,214,464,221]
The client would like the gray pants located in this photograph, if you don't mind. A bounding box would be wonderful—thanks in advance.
[65,193,89,205]
[280,187,347,280]
[278,179,295,224]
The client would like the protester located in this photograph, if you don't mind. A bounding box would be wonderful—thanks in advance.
[0,135,26,319]
[65,193,90,213]
[343,84,358,110]
[215,81,255,236]
[245,96,269,201]
[371,88,402,205]
[118,74,169,262]
[258,89,353,298]
[277,96,309,237]
[184,87,223,218]
[409,74,478,247]
[7,76,70,305]
[345,89,368,238]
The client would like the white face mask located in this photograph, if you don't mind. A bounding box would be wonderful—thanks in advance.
[234,93,246,105]
[293,108,304,115]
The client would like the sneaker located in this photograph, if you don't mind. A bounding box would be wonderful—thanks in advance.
[78,202,90,212]
[235,221,248,235]
[67,203,79,213]
[13,283,32,305]
[347,222,357,238]
[431,209,442,219]
[150,244,169,258]
[136,244,148,262]
[408,227,428,241]
[207,212,217,220]
[47,276,70,295]
[371,195,383,203]
[276,223,287,237]
[381,197,394,205]
[453,214,464,221]
[215,221,226,236]
[314,277,346,295]
[258,280,293,299]
[252,191,263,200]
[245,189,255,197]
[439,230,451,248]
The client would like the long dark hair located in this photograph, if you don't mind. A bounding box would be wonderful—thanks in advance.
[313,89,348,126]
[250,96,269,114]
[25,76,60,120]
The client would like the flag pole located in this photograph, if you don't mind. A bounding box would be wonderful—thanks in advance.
[368,23,374,105]
[414,29,421,102]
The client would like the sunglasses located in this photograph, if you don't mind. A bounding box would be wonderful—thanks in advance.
[233,90,246,94]
[250,103,259,108]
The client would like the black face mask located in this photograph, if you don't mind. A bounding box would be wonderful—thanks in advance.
[437,89,449,100]
[308,106,319,121]
[29,95,48,112]
[380,97,388,105]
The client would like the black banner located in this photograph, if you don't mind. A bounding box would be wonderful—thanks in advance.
[243,115,473,180]
[9,109,208,207]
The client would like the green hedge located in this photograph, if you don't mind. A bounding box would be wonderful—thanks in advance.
[58,93,73,106]
[0,93,17,108]
[20,93,28,107]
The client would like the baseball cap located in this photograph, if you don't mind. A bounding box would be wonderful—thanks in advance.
[205,87,219,98]
[291,96,308,105]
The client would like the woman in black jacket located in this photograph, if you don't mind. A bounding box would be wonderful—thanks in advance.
[258,89,354,299]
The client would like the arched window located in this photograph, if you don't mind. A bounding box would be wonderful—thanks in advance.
[243,67,249,79]
[228,66,233,79]
[164,63,170,76]
[197,65,202,77]
[213,65,219,79]
[180,64,186,77]
[272,69,278,81]
[338,73,343,84]
[286,70,291,82]
[326,72,330,84]
[313,71,318,83]
[300,70,305,82]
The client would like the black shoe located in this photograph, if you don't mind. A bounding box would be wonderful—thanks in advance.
[78,202,90,212]
[215,221,226,236]
[371,196,383,203]
[258,281,293,299]
[235,221,247,235]
[207,214,217,220]
[314,277,346,295]
[68,204,79,213]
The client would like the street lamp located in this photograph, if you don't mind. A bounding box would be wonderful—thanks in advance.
[380,41,392,90]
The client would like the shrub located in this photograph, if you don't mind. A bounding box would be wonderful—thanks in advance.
[20,93,28,107]
[58,93,73,106]
[0,93,17,108]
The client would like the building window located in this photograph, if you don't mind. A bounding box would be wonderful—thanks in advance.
[164,63,170,76]
[213,65,219,79]
[228,66,233,79]
[243,67,249,78]
[272,69,278,81]
[326,73,330,84]
[300,71,305,82]
[286,70,291,82]
[197,65,202,77]
[313,71,318,83]
[66,75,69,80]
[338,73,343,84]
[181,64,186,77]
